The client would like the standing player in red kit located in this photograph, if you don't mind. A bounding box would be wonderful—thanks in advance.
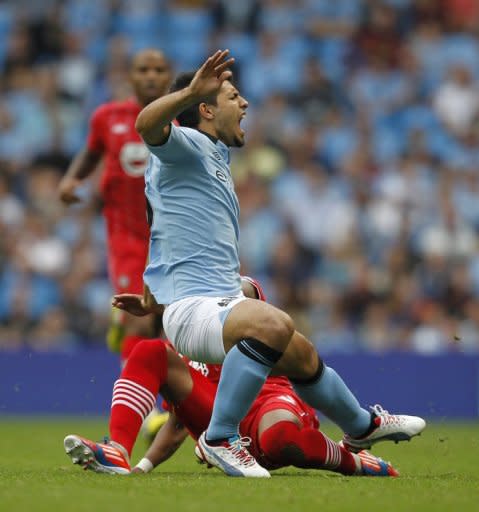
[58,49,172,361]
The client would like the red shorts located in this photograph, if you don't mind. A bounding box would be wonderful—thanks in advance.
[240,388,319,469]
[107,234,148,294]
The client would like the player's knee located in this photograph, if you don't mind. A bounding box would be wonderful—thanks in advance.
[128,339,167,370]
[259,421,304,466]
[265,311,295,348]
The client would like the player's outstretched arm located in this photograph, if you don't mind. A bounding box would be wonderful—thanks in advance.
[58,148,102,204]
[132,412,189,473]
[135,49,234,146]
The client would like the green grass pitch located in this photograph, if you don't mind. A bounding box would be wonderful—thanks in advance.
[0,418,478,512]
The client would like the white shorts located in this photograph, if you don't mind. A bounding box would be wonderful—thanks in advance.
[163,294,247,363]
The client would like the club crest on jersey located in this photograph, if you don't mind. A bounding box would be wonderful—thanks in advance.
[118,274,130,288]
[120,142,149,176]
[111,123,129,134]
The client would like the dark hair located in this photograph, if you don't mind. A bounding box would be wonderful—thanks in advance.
[169,72,199,127]
[169,71,221,128]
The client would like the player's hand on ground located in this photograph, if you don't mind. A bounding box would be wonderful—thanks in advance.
[58,177,82,205]
[189,49,234,101]
[112,294,151,317]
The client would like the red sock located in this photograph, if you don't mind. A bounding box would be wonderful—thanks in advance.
[172,366,216,440]
[259,421,357,475]
[110,339,167,456]
[120,334,145,362]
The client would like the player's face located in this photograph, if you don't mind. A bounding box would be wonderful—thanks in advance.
[130,51,172,106]
[212,81,248,147]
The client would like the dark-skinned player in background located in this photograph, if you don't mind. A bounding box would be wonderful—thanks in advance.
[58,48,172,436]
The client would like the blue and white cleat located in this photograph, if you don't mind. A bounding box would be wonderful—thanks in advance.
[196,432,270,478]
[64,434,131,475]
[357,450,399,477]
[342,404,426,452]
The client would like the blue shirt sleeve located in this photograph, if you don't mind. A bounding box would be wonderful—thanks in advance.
[146,123,204,164]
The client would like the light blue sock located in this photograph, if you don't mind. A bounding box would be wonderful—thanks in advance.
[293,365,371,437]
[206,340,281,441]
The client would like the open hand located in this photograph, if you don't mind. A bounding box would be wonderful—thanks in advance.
[189,49,235,101]
[112,294,151,317]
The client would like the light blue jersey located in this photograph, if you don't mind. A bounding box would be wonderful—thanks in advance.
[144,123,242,304]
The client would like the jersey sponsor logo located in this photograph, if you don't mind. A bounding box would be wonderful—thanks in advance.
[215,170,227,182]
[215,169,234,193]
[188,360,210,377]
[111,123,129,134]
[119,142,149,177]
[212,151,222,161]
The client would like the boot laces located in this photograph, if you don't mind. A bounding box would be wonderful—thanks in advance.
[228,436,256,467]
[370,404,404,427]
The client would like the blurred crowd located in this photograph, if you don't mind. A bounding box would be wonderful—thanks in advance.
[1,0,479,354]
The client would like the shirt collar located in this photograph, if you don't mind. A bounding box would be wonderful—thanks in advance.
[197,129,219,144]
[198,129,230,162]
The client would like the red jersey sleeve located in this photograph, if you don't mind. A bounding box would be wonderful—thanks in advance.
[241,275,267,301]
[86,105,108,153]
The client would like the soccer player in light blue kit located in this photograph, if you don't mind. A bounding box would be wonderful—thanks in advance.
[135,50,426,477]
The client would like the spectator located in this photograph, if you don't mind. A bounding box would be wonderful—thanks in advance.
[1,0,479,354]
[433,65,479,137]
